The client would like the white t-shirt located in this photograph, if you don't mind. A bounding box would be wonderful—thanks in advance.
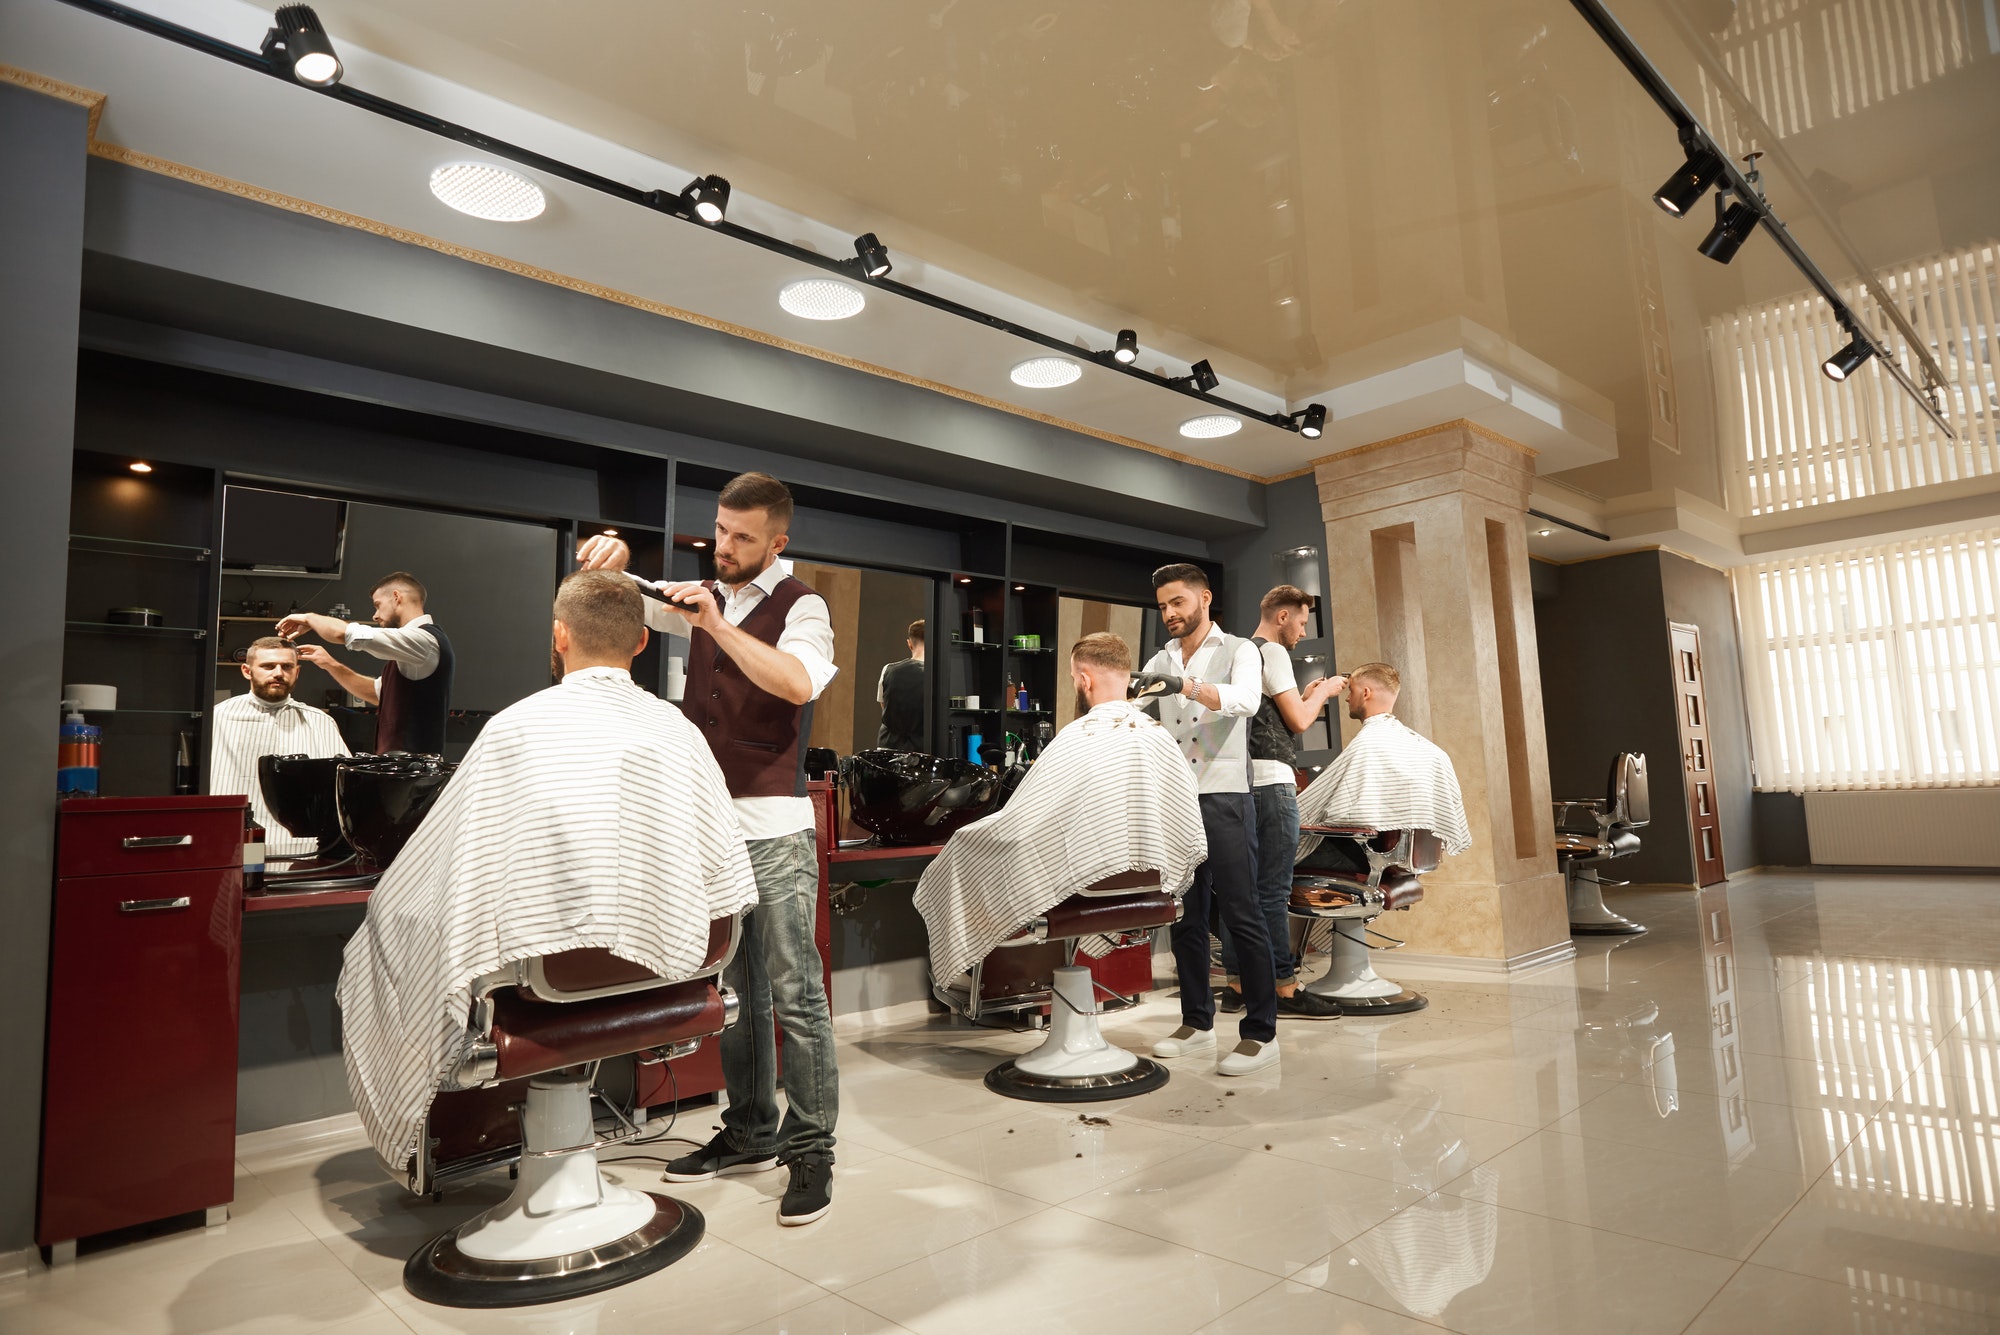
[1253,640,1303,788]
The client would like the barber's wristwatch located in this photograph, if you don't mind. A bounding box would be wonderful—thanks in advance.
[1182,674,1204,700]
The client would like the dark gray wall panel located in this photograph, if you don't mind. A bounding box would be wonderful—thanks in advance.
[0,84,89,1255]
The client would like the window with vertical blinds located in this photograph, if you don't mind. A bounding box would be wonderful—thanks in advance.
[1711,239,2000,516]
[1734,526,2000,789]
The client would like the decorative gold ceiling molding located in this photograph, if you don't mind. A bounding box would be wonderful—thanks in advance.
[1267,418,1541,482]
[1,53,1270,486]
[0,64,106,139]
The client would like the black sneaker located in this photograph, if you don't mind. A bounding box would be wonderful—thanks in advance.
[660,1129,779,1183]
[1275,989,1342,1020]
[777,1153,833,1226]
[1217,985,1246,1013]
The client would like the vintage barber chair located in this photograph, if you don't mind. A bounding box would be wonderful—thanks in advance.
[1553,751,1651,935]
[1289,826,1440,1014]
[400,913,743,1308]
[935,870,1181,1102]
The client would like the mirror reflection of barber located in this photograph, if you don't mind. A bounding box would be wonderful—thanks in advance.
[876,619,926,752]
[209,635,351,858]
[575,471,842,1224]
[277,571,454,756]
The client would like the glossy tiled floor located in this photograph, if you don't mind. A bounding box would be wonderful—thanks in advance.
[6,869,1999,1334]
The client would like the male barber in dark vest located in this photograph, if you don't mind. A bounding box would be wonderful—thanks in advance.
[577,471,841,1227]
[875,619,926,751]
[280,571,454,755]
[1221,584,1345,1019]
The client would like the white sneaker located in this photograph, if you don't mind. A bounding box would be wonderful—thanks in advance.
[1217,1038,1280,1076]
[1151,1026,1217,1058]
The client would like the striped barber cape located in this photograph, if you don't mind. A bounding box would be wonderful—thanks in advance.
[913,699,1206,984]
[1297,713,1473,861]
[336,666,758,1172]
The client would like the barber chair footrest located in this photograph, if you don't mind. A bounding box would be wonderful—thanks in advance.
[1315,987,1428,1015]
[984,1056,1169,1103]
[403,1194,703,1308]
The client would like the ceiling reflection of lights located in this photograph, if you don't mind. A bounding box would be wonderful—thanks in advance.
[429,163,546,221]
[778,278,866,321]
[1009,357,1083,389]
[1180,415,1242,439]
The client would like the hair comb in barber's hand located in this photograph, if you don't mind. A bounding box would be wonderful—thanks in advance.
[1127,672,1183,702]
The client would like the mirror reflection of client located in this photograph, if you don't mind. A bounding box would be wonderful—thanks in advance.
[913,632,1204,987]
[1295,663,1472,869]
[278,572,454,755]
[335,570,758,1178]
[209,635,351,859]
[876,619,926,752]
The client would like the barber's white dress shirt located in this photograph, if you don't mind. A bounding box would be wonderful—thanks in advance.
[638,560,838,839]
[345,613,441,679]
[1143,623,1262,794]
[209,691,351,857]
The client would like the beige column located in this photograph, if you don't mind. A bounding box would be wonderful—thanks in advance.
[1316,420,1569,971]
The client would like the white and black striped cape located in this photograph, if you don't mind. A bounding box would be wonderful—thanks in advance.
[1297,713,1474,861]
[336,667,758,1172]
[913,700,1206,983]
[208,692,350,858]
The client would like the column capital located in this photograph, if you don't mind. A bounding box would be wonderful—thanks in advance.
[1314,419,1536,522]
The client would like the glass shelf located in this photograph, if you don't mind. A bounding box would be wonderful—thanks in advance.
[948,706,1002,714]
[947,638,1001,651]
[66,620,207,639]
[68,533,210,562]
[74,708,204,717]
[1004,708,1053,716]
[1005,645,1051,654]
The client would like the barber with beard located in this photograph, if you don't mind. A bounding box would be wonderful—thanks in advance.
[279,571,453,756]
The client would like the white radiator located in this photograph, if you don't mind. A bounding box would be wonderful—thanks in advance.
[1803,790,2000,867]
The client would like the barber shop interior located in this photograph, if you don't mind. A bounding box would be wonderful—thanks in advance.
[6,2,2000,1332]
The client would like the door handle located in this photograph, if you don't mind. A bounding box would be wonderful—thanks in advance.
[122,834,193,849]
[118,896,192,914]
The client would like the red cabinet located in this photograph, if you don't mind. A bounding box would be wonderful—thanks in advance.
[40,796,246,1253]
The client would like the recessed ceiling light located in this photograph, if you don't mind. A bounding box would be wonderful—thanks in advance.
[602,528,618,536]
[691,539,708,548]
[128,461,153,474]
[1009,356,1082,388]
[778,277,866,320]
[1179,414,1242,439]
[429,162,546,222]
[1536,528,1553,537]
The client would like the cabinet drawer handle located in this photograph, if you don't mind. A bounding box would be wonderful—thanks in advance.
[121,835,193,849]
[118,896,193,914]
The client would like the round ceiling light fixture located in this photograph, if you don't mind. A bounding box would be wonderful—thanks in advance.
[1009,356,1083,388]
[428,162,546,222]
[778,277,867,320]
[1179,414,1242,439]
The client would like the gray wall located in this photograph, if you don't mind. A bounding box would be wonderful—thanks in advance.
[1210,474,1339,758]
[0,85,89,1258]
[1533,549,1764,885]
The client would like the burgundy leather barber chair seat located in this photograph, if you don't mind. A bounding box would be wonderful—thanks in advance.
[936,870,1181,1103]
[401,913,742,1309]
[1289,826,1440,1015]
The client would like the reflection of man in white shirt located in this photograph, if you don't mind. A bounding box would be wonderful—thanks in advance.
[209,636,349,858]
[278,572,453,754]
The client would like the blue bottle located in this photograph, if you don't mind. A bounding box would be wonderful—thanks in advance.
[57,704,100,797]
[967,731,984,765]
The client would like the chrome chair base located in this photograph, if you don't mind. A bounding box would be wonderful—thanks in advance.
[403,1194,703,1308]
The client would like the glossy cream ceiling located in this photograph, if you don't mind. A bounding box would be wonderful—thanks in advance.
[14,0,1999,527]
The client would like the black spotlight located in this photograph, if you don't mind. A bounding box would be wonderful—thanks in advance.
[1113,329,1139,364]
[1822,337,1872,382]
[1297,403,1327,439]
[684,175,731,224]
[854,232,892,278]
[1654,144,1727,217]
[262,4,342,86]
[1189,360,1218,393]
[1698,197,1760,264]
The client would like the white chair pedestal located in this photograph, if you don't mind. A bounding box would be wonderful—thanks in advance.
[1299,915,1428,1015]
[985,964,1169,1102]
[1565,866,1647,936]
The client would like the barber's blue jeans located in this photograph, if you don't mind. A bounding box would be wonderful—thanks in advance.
[1173,791,1277,1043]
[718,830,839,1160]
[1219,781,1301,983]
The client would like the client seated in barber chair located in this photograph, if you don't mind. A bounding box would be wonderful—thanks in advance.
[337,571,759,1308]
[1553,751,1651,935]
[913,631,1205,1102]
[1291,663,1472,1014]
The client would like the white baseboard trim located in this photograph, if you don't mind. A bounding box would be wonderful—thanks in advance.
[1383,940,1577,981]
[832,996,938,1033]
[1,1245,39,1281]
[829,957,932,1023]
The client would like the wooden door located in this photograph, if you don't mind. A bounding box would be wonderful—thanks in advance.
[1670,622,1727,886]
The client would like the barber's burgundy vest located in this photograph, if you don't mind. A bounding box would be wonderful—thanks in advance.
[375,622,453,756]
[683,576,815,799]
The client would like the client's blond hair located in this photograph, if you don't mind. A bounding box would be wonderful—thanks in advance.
[1348,661,1401,695]
[1070,631,1133,673]
[555,570,645,658]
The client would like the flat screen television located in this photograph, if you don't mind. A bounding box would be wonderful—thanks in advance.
[222,486,347,576]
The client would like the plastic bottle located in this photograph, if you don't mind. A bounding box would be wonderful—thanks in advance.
[57,702,100,797]
[173,732,195,795]
[967,731,984,765]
